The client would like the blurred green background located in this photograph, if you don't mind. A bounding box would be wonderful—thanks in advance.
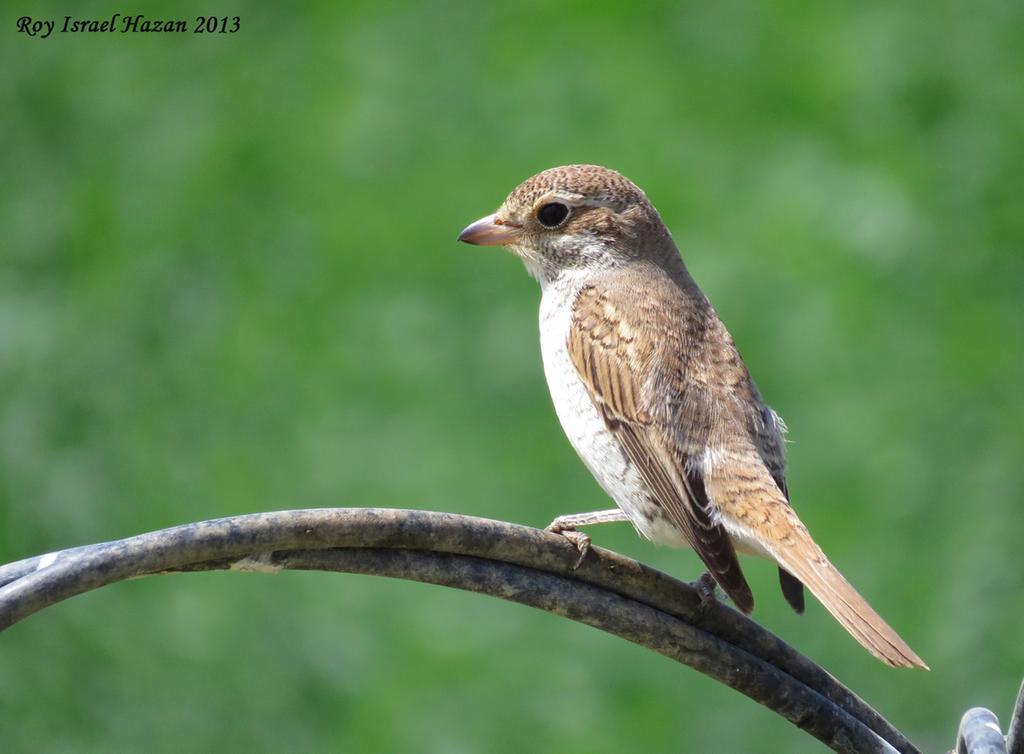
[3,1,1022,751]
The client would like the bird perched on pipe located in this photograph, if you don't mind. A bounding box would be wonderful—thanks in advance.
[458,164,926,669]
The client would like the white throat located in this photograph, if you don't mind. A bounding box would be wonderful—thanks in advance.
[516,235,625,289]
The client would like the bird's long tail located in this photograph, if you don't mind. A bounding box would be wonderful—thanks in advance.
[772,533,928,669]
[710,464,927,669]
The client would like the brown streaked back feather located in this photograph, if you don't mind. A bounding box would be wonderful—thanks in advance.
[567,283,755,613]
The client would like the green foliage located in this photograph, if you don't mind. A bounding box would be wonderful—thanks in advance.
[3,1,1022,751]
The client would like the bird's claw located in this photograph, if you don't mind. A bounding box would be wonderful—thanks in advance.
[695,572,719,610]
[546,522,592,570]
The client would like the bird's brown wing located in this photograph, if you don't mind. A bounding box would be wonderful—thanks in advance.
[568,284,755,613]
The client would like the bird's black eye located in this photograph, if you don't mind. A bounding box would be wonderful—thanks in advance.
[536,202,570,228]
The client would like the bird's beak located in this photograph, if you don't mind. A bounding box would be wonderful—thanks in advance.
[457,213,522,246]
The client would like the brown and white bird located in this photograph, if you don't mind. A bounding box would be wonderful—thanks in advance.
[458,164,926,669]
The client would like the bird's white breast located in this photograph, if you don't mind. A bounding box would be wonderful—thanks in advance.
[537,275,689,548]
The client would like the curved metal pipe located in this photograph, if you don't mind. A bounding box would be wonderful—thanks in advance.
[0,508,919,754]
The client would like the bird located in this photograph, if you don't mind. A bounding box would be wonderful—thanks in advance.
[457,164,927,669]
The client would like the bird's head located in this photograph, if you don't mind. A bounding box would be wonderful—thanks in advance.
[458,164,676,284]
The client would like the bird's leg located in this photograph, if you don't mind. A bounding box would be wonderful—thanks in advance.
[545,509,629,569]
[695,571,719,610]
